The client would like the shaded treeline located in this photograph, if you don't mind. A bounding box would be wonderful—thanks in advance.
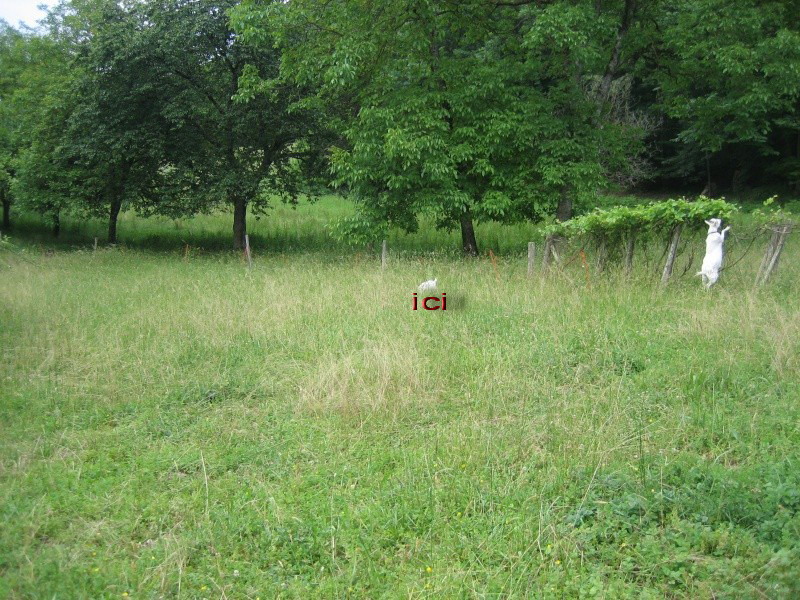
[1,0,798,253]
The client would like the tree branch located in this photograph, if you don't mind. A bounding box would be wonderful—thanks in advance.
[599,0,637,100]
[170,68,226,117]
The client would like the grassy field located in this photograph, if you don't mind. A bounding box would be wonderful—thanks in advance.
[2,199,800,598]
[11,193,695,257]
[5,195,555,256]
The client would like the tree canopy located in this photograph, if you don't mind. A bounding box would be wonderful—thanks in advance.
[1,0,799,250]
[235,0,654,253]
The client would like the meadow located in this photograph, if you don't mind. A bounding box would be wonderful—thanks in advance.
[2,196,800,599]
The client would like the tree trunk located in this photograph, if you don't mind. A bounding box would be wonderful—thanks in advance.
[460,209,478,256]
[731,168,743,195]
[108,197,122,244]
[556,194,573,222]
[599,0,637,101]
[1,190,10,230]
[756,225,792,285]
[233,195,247,250]
[701,154,713,196]
[796,130,800,193]
[52,212,60,238]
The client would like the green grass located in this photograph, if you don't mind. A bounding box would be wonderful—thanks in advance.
[1,200,800,598]
[4,194,584,256]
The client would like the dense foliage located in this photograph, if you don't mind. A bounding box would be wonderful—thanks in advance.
[1,0,799,251]
[544,197,739,239]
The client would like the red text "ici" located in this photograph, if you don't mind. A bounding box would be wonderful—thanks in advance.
[412,293,446,310]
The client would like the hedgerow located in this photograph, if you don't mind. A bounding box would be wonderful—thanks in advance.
[543,196,739,240]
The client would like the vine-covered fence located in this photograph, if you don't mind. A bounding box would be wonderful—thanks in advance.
[535,197,795,286]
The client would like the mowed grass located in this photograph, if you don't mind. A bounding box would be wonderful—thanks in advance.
[1,203,800,598]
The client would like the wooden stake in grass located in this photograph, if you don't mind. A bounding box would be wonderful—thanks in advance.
[551,242,561,264]
[200,451,210,518]
[488,248,500,282]
[527,242,536,277]
[542,235,556,270]
[381,239,388,271]
[624,233,636,276]
[661,224,682,285]
[596,235,608,273]
[93,237,98,253]
[755,224,793,286]
[244,234,252,269]
[579,249,591,287]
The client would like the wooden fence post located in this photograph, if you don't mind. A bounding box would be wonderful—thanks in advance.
[542,235,555,270]
[93,237,98,253]
[755,234,773,286]
[527,242,536,277]
[596,235,608,273]
[756,224,792,285]
[488,248,500,282]
[381,239,388,270]
[244,234,252,269]
[762,229,786,283]
[661,224,682,285]
[624,233,635,276]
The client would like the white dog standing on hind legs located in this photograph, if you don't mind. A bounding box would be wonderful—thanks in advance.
[697,218,730,289]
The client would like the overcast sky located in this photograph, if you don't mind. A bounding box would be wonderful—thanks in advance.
[0,0,55,29]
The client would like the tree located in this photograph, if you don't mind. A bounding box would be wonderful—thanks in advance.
[0,21,25,230]
[639,0,800,191]
[60,0,174,244]
[144,0,322,249]
[239,0,651,254]
[8,0,174,243]
[2,20,76,235]
[8,0,322,248]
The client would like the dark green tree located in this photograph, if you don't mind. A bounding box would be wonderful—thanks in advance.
[63,0,174,243]
[146,0,322,249]
[237,0,651,254]
[638,0,800,191]
[2,20,76,235]
[0,21,26,230]
[10,0,174,243]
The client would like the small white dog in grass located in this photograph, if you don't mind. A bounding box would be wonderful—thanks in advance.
[697,218,730,288]
[418,278,438,292]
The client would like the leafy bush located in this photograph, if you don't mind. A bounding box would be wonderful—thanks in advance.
[328,212,388,247]
[750,196,798,229]
[544,196,739,240]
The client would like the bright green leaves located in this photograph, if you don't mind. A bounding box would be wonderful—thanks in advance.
[480,190,513,220]
[750,195,799,229]
[524,2,606,70]
[545,196,740,239]
[2,21,83,228]
[231,0,656,251]
[652,0,800,154]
